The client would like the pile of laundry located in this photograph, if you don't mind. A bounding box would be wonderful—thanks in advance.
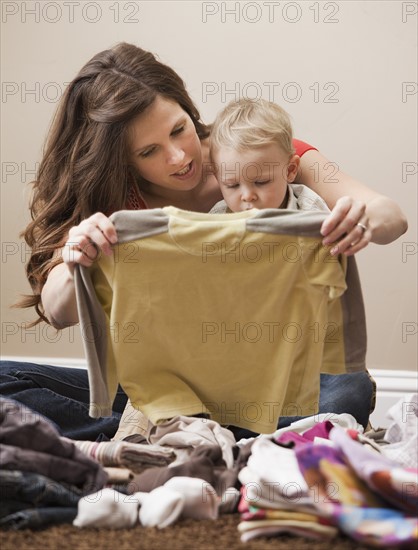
[238,402,418,547]
[0,397,106,529]
[0,398,239,529]
[1,395,417,547]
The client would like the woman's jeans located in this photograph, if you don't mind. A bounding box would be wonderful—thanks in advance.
[0,361,127,440]
[0,360,374,440]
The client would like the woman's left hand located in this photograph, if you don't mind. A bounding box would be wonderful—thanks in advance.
[320,196,372,256]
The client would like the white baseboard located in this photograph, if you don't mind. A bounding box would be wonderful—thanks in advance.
[1,356,88,369]
[1,357,416,428]
[368,369,418,428]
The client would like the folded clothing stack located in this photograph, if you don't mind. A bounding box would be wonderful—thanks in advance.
[72,439,176,472]
[238,418,418,547]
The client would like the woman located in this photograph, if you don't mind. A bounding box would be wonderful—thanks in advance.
[1,43,407,439]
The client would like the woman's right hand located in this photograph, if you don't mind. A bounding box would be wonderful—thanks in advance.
[62,212,118,273]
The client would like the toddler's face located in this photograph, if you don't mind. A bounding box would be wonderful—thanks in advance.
[213,144,299,212]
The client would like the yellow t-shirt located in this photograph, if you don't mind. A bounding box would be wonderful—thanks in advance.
[75,207,366,434]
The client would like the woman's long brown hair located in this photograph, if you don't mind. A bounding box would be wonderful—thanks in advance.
[18,42,209,325]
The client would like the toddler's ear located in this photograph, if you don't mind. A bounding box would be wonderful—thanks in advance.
[287,154,300,182]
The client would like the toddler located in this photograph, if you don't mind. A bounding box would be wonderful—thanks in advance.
[210,98,328,214]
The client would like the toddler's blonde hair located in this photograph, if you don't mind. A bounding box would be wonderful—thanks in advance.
[210,98,295,157]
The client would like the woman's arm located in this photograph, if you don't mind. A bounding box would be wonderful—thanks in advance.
[41,262,79,328]
[42,213,117,329]
[297,149,408,254]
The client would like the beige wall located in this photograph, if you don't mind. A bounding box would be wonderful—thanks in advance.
[1,1,417,371]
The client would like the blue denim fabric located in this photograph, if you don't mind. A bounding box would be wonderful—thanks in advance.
[0,470,80,530]
[0,470,81,519]
[0,361,127,440]
[0,507,77,530]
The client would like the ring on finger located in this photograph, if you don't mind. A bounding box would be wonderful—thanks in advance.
[357,222,367,232]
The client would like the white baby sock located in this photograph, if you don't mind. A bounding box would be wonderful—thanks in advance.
[73,487,138,529]
[136,487,184,529]
[164,476,219,520]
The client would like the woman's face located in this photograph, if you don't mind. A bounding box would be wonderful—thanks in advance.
[128,96,203,192]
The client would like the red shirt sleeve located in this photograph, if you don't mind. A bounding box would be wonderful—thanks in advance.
[293,139,318,157]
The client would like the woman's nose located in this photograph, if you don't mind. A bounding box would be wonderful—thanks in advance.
[166,144,185,165]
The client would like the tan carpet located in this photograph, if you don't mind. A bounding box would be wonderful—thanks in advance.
[0,514,372,550]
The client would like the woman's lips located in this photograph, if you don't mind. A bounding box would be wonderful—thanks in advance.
[172,161,195,180]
